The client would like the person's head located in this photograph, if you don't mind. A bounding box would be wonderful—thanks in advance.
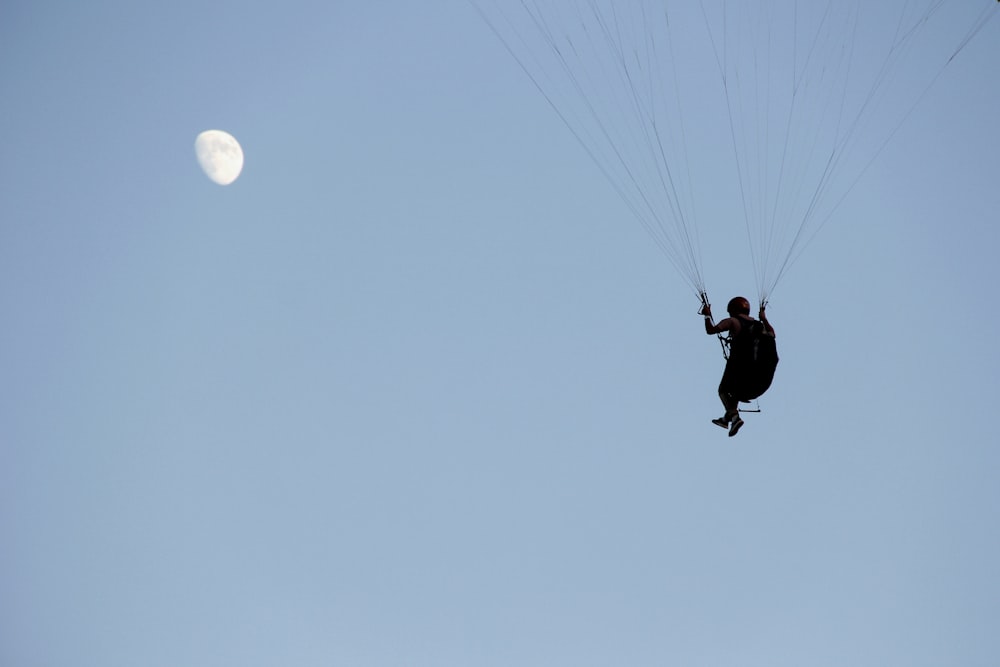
[727,296,751,317]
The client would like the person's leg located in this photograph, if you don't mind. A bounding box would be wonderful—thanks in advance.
[716,379,744,436]
[712,382,739,428]
[721,389,739,420]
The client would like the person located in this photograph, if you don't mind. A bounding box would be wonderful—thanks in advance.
[699,296,776,437]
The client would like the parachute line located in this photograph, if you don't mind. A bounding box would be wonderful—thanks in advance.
[470,1,998,304]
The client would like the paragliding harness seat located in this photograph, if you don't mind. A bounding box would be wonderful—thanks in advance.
[719,315,779,404]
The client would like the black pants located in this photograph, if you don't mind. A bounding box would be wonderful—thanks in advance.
[718,359,746,417]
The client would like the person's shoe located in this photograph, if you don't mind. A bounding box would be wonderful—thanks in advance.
[728,416,744,437]
[711,417,729,429]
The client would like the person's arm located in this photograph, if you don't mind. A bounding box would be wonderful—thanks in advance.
[700,304,733,335]
[759,307,775,337]
[709,317,735,336]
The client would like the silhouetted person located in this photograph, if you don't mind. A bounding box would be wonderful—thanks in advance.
[699,297,776,437]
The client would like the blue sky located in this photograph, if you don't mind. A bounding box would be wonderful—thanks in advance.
[2,2,998,666]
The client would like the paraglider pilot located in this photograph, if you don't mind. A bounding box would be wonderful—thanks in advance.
[699,296,776,437]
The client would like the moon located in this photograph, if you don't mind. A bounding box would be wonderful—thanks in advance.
[194,130,244,185]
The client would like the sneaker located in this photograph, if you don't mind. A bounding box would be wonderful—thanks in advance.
[711,417,729,429]
[728,416,744,437]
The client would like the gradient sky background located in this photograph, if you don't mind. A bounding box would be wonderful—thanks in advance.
[2,2,999,666]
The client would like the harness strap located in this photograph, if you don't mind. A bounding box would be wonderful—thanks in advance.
[700,292,730,361]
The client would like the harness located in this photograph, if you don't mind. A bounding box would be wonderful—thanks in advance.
[700,294,778,404]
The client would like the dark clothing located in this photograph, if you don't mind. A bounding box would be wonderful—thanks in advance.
[719,315,778,404]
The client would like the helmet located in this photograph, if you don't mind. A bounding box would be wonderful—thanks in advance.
[727,297,751,316]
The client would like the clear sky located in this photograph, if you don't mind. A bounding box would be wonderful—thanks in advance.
[2,2,998,666]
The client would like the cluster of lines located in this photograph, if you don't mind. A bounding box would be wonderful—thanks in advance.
[471,0,997,304]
